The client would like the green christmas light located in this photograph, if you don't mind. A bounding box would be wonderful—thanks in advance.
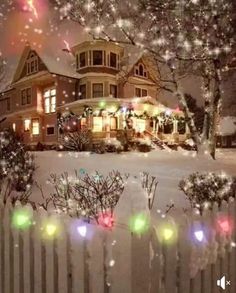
[99,101,106,108]
[12,208,32,230]
[129,213,149,235]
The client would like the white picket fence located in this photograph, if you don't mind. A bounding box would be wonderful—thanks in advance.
[0,198,235,293]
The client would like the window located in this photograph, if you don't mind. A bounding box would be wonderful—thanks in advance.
[110,84,117,98]
[12,123,16,132]
[46,126,55,135]
[139,64,144,76]
[44,88,56,113]
[21,88,31,105]
[80,52,86,68]
[80,118,87,129]
[136,119,146,132]
[79,84,86,99]
[6,98,10,111]
[32,119,39,135]
[164,122,173,134]
[110,52,117,68]
[135,87,148,97]
[110,117,117,130]
[134,63,147,78]
[24,119,31,132]
[178,119,186,134]
[93,117,103,132]
[93,50,103,66]
[26,53,38,75]
[92,83,103,98]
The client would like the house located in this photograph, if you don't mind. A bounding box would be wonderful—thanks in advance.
[217,116,236,148]
[0,40,189,147]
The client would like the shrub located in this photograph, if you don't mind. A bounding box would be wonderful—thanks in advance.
[179,172,235,213]
[0,129,35,201]
[135,138,152,152]
[62,128,92,151]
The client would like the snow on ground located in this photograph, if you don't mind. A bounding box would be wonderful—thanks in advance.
[32,148,236,212]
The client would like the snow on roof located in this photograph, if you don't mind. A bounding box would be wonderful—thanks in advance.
[39,48,81,79]
[218,116,236,136]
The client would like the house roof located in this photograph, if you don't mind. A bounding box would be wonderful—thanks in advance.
[10,43,81,86]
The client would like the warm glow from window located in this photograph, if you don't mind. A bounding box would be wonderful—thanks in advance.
[32,119,39,135]
[110,117,117,130]
[44,88,56,113]
[24,119,31,132]
[93,117,103,132]
[12,123,16,132]
[136,119,146,132]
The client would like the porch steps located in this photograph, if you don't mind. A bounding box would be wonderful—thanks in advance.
[144,130,169,150]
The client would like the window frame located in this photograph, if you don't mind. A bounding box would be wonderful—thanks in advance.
[92,50,103,66]
[32,118,40,136]
[21,88,32,106]
[110,84,118,98]
[79,52,86,68]
[46,125,56,136]
[24,119,31,132]
[135,87,148,97]
[26,53,39,75]
[79,84,86,99]
[92,83,104,98]
[109,52,117,68]
[44,88,56,114]
[134,63,148,78]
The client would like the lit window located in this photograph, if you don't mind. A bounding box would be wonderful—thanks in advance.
[81,118,87,129]
[110,52,117,68]
[93,117,103,132]
[110,117,117,130]
[24,119,31,132]
[12,123,16,132]
[46,126,55,135]
[79,84,86,99]
[44,88,56,113]
[93,50,103,65]
[136,119,146,132]
[79,52,86,68]
[142,89,148,97]
[92,83,103,98]
[21,88,31,105]
[32,119,39,135]
[110,85,117,98]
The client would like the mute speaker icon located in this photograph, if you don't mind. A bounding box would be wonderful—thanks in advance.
[217,276,231,290]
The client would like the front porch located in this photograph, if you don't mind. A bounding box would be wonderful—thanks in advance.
[59,96,190,145]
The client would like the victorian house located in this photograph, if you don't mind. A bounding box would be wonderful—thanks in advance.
[0,40,188,146]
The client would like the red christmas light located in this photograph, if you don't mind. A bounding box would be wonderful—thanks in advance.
[98,213,114,229]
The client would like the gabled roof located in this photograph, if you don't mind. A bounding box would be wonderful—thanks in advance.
[12,43,81,84]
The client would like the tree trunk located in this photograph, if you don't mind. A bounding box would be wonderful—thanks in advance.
[208,60,222,160]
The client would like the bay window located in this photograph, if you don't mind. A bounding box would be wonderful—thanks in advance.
[110,52,117,68]
[93,50,103,65]
[110,84,117,98]
[80,52,86,68]
[92,83,103,98]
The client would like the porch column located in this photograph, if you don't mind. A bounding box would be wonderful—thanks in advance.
[105,113,110,138]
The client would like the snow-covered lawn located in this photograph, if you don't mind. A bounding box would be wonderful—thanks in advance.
[32,148,236,211]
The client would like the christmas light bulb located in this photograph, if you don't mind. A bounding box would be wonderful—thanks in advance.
[77,225,87,238]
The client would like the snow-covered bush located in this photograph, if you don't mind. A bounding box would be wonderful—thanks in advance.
[61,128,92,151]
[48,170,125,222]
[135,138,152,152]
[179,172,235,213]
[0,129,35,202]
[103,138,123,153]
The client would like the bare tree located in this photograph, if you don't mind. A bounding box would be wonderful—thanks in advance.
[54,0,235,159]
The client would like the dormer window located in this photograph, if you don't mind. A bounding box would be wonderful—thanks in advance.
[135,63,147,78]
[93,51,103,66]
[26,52,38,75]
